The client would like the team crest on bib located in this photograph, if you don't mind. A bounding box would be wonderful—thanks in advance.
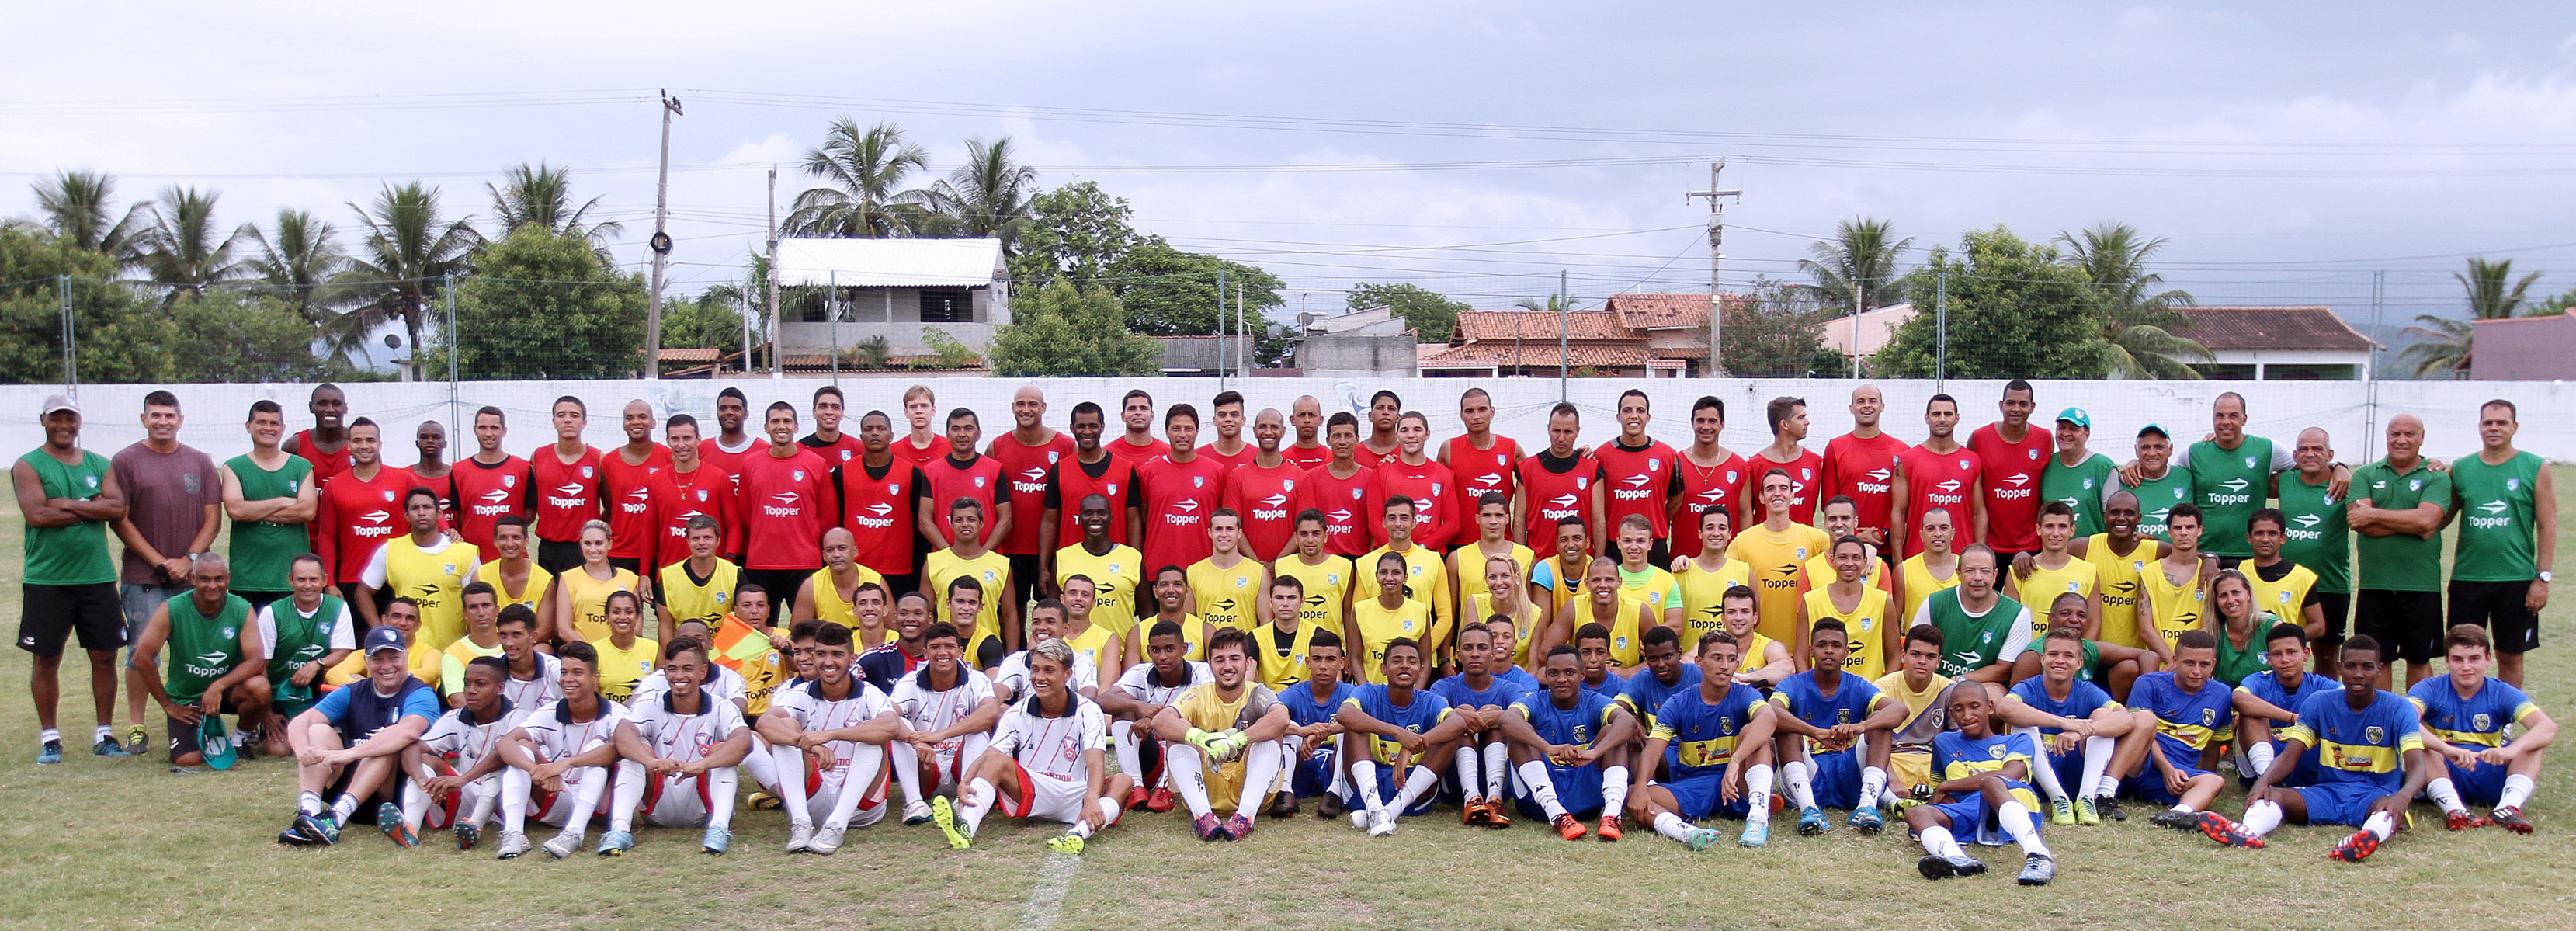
[696,489,709,501]
[1234,577,1249,589]
[1496,453,1508,467]
[1957,459,1970,470]
[1283,479,1296,492]
[1109,563,1122,573]
[582,466,594,478]
[2508,478,2521,491]
[1614,636,1628,650]
[1795,547,1808,559]
[1350,488,1363,500]
[1106,483,1120,495]
[715,592,728,605]
[220,626,237,639]
[2473,714,2492,731]
[1431,482,1442,495]
[501,475,514,488]
[2173,488,2186,499]
[1800,468,1813,481]
[2409,480,2422,492]
[885,482,898,494]
[2029,449,2039,460]
[1576,477,1588,490]
[1048,451,1061,464]
[1648,457,1661,471]
[2082,478,2094,489]
[974,476,986,488]
[1727,471,1738,484]
[2244,456,2258,469]
[2365,726,2385,745]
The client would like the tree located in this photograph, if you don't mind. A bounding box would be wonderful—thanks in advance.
[1872,226,2110,379]
[30,170,148,266]
[487,162,621,255]
[784,119,936,238]
[929,137,1037,248]
[1347,282,1469,342]
[134,186,246,300]
[1106,242,1283,339]
[0,226,176,384]
[658,290,747,357]
[167,292,351,383]
[1007,181,1144,285]
[344,182,481,363]
[1799,217,1915,312]
[988,280,1161,377]
[2403,256,2546,377]
[1715,279,1842,377]
[241,209,350,324]
[2058,222,2210,379]
[446,226,647,380]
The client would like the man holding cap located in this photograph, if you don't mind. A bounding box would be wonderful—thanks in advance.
[278,625,439,847]
[2115,424,2194,544]
[14,393,130,763]
[2039,408,2116,539]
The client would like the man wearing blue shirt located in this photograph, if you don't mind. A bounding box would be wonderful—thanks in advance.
[2411,625,2557,832]
[1630,631,1779,850]
[1428,622,1526,829]
[2198,634,2435,863]
[1501,645,1639,841]
[2230,622,2336,788]
[2000,627,2138,827]
[277,627,439,846]
[1769,618,1904,836]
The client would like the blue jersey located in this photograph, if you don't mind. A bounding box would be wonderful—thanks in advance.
[2005,676,2120,738]
[314,679,439,742]
[1343,684,1451,765]
[2130,671,2236,765]
[1498,665,1538,692]
[2284,689,2422,793]
[1430,674,1525,712]
[1279,680,1356,728]
[2237,670,2337,722]
[1616,665,1703,730]
[2407,676,2540,750]
[1511,688,1621,748]
[1583,669,1627,699]
[1650,683,1769,779]
[1769,671,1889,736]
[1932,729,2040,783]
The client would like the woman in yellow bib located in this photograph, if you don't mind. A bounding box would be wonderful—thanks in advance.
[1674,508,1752,640]
[471,516,556,641]
[1461,554,1545,670]
[1346,551,1432,684]
[1799,535,1894,679]
[552,520,642,644]
[591,589,658,701]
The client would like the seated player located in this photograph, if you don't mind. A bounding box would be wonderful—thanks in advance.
[1484,613,1540,692]
[1097,620,1211,812]
[398,656,527,851]
[1769,618,1904,836]
[2123,630,2235,830]
[2411,624,2556,832]
[1999,628,2140,827]
[1054,575,1128,683]
[1630,631,1780,850]
[1428,622,1528,829]
[1875,625,1963,808]
[2230,621,2335,790]
[1335,637,1470,837]
[495,641,626,860]
[994,599,1102,703]
[277,627,439,847]
[129,554,268,768]
[759,624,897,856]
[1501,645,1640,841]
[1574,623,1628,698]
[1151,627,1292,841]
[2005,592,2150,701]
[602,637,753,856]
[1615,626,1702,771]
[2196,634,2435,862]
[1276,630,1356,818]
[1906,686,2056,885]
[888,622,1001,825]
[1717,584,1792,687]
[935,637,1133,855]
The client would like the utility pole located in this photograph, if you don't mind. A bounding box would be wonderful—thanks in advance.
[1685,159,1741,377]
[1557,270,1570,401]
[766,166,781,378]
[644,90,682,380]
[1215,269,1228,380]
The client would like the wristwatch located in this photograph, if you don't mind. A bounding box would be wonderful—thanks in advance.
[2541,571,2554,584]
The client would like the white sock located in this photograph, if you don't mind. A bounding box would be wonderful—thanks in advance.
[1324,737,1349,797]
[1601,765,1630,815]
[2426,776,2469,816]
[298,790,326,818]
[957,777,998,837]
[501,769,532,834]
[2241,799,2283,837]
[1654,811,1696,842]
[1781,759,1816,809]
[464,779,499,828]
[39,728,59,744]
[702,768,738,832]
[1919,824,1963,859]
[561,767,607,834]
[2018,729,2067,801]
[1393,765,1439,813]
[2244,740,2276,780]
[891,741,925,806]
[96,724,115,743]
[1236,742,1284,815]
[2095,772,2123,799]
[1519,760,1565,818]
[774,745,814,828]
[332,793,361,822]
[2080,738,2115,799]
[740,736,781,794]
[1351,760,1386,811]
[1481,742,1510,801]
[1997,801,2051,857]
[1454,745,1483,798]
[1743,763,1774,818]
[400,780,432,832]
[1094,794,1121,829]
[823,747,880,832]
[2362,809,2394,842]
[1167,743,1215,818]
[1858,766,1889,808]
[2501,773,2536,812]
[606,761,644,832]
[1112,720,1143,779]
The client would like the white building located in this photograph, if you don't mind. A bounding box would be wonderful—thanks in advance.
[2168,306,2376,381]
[769,238,1011,358]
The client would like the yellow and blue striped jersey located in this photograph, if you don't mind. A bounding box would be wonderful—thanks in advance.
[1649,682,1768,777]
[2284,688,2422,792]
[2406,676,2540,749]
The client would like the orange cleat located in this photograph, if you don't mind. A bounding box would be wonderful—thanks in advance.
[1553,813,1588,840]
[1596,814,1623,842]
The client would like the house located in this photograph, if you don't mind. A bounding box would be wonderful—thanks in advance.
[1816,302,1916,363]
[2470,310,2576,380]
[2167,306,2376,380]
[768,238,1011,359]
[1420,308,1686,378]
[1603,293,1725,374]
[1294,306,1419,376]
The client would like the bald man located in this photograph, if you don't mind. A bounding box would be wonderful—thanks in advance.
[2349,414,2449,689]
[1285,396,1330,470]
[602,400,672,575]
[2275,427,2352,672]
[1223,408,1307,562]
[993,385,1075,614]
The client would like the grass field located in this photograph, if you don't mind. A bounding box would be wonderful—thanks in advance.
[4,471,2574,931]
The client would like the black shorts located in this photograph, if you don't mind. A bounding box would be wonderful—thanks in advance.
[1005,554,1042,613]
[1646,540,1672,571]
[879,573,920,602]
[165,691,249,763]
[2354,589,2443,663]
[607,557,642,576]
[2450,579,2540,655]
[536,539,585,577]
[17,582,123,656]
[335,582,393,631]
[2314,591,2351,647]
[738,569,811,613]
[325,765,408,820]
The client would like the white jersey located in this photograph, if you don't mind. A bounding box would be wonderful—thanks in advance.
[766,678,892,769]
[254,599,355,661]
[419,700,529,770]
[887,664,996,733]
[499,653,564,710]
[991,693,1109,783]
[515,696,629,764]
[1112,661,1211,707]
[625,694,747,763]
[627,664,747,711]
[993,650,1100,699]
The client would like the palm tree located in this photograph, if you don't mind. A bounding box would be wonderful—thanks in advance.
[930,137,1038,248]
[2058,222,2211,379]
[488,162,621,253]
[30,169,149,265]
[784,119,936,238]
[2401,257,2544,377]
[1798,217,1915,313]
[241,209,350,324]
[344,182,482,363]
[134,186,247,300]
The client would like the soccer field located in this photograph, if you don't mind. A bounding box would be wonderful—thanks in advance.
[3,473,2571,931]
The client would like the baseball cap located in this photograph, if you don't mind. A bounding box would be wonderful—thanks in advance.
[2137,423,2170,439]
[40,394,77,415]
[363,627,408,655]
[2054,407,2089,429]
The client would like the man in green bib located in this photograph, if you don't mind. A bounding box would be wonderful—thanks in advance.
[1909,544,2033,689]
[2448,399,2554,688]
[130,554,269,766]
[220,399,319,611]
[253,554,355,756]
[2114,426,2195,544]
[2276,428,2353,673]
[12,394,130,764]
[2350,414,2450,690]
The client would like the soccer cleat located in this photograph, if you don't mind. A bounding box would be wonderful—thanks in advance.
[1193,813,1227,842]
[495,830,529,860]
[1124,786,1152,811]
[1224,814,1254,841]
[1145,787,1175,813]
[2050,797,2076,825]
[1596,815,1623,842]
[93,737,129,758]
[1367,808,1397,838]
[1918,855,1957,880]
[2096,797,2128,822]
[2446,810,2489,832]
[1738,819,1769,848]
[932,796,971,850]
[595,829,634,856]
[2491,807,2533,835]
[126,724,149,756]
[36,740,63,765]
[1462,795,1489,826]
[783,822,815,853]
[1797,805,1828,836]
[2196,811,2264,849]
[2017,853,2056,886]
[1351,806,1373,830]
[1683,827,1723,851]
[903,800,933,826]
[277,821,317,847]
[2074,797,2102,826]
[2149,808,2199,831]
[1949,855,1988,877]
[1849,805,1884,835]
[542,829,584,860]
[748,791,783,811]
[808,825,843,856]
[1046,831,1086,855]
[1554,813,1588,840]
[1315,793,1345,819]
[1482,802,1511,829]
[378,804,418,849]
[293,812,341,846]
[2328,829,2380,863]
[701,826,731,856]
[453,822,481,851]
[1268,791,1298,819]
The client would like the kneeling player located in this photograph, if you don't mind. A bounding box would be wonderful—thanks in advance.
[398,657,527,850]
[1429,621,1528,829]
[2196,634,2433,862]
[602,637,753,856]
[1501,645,1639,840]
[1769,619,1904,836]
[1907,686,2056,884]
[1335,637,1470,837]
[277,627,439,847]
[2412,625,2557,832]
[889,622,1000,825]
[936,637,1132,854]
[759,624,898,855]
[495,642,626,859]
[1630,631,1779,850]
[1999,628,2140,826]
[1151,627,1291,841]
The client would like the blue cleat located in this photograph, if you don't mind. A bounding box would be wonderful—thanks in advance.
[2017,853,2057,886]
[1739,819,1769,848]
[36,739,64,765]
[701,826,731,856]
[1796,805,1828,836]
[1849,804,1885,835]
[1683,827,1724,851]
[93,737,130,758]
[596,829,634,856]
[1949,855,1988,877]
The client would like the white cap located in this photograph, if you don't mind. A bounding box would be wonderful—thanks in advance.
[40,394,77,415]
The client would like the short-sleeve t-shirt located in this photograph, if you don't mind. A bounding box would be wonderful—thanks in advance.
[1651,682,1769,777]
[1343,683,1452,765]
[2283,689,2421,793]
[1512,688,1621,748]
[110,442,222,585]
[2005,676,2121,738]
[2131,671,2236,766]
[2407,676,2540,750]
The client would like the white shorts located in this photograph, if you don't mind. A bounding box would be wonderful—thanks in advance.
[533,767,611,828]
[804,762,890,829]
[641,773,718,828]
[1009,765,1092,825]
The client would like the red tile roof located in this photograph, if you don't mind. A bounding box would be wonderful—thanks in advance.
[2168,307,2373,353]
[1451,310,1633,343]
[1605,293,1745,330]
[1421,342,1655,369]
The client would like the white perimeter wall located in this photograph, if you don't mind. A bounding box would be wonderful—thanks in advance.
[9,376,2568,466]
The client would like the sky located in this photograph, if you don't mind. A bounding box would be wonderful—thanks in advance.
[6,2,2575,334]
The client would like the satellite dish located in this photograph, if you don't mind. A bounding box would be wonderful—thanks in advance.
[384,334,403,349]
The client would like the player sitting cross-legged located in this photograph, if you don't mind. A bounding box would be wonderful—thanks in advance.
[1769,618,1906,837]
[1998,627,2141,827]
[1628,630,1780,850]
[759,623,898,856]
[2193,634,2435,863]
[935,637,1134,855]
[494,642,626,860]
[1500,644,1640,841]
[1335,637,1473,837]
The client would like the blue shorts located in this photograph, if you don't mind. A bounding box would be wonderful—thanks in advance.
[1290,738,1339,799]
[2443,759,2510,807]
[2125,745,2216,806]
[1924,779,2041,846]
[2294,780,2395,827]
[1341,761,1439,816]
[1513,760,1607,818]
[1807,749,1863,810]
[2236,742,2318,789]
[1663,766,1750,822]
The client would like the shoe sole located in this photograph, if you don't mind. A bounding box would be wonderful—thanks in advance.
[2019,873,2053,886]
[933,799,970,850]
[1918,856,1956,880]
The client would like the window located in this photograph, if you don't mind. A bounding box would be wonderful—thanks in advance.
[919,288,974,323]
[2263,363,2358,381]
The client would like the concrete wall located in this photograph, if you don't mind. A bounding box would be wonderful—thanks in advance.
[1296,335,1422,374]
